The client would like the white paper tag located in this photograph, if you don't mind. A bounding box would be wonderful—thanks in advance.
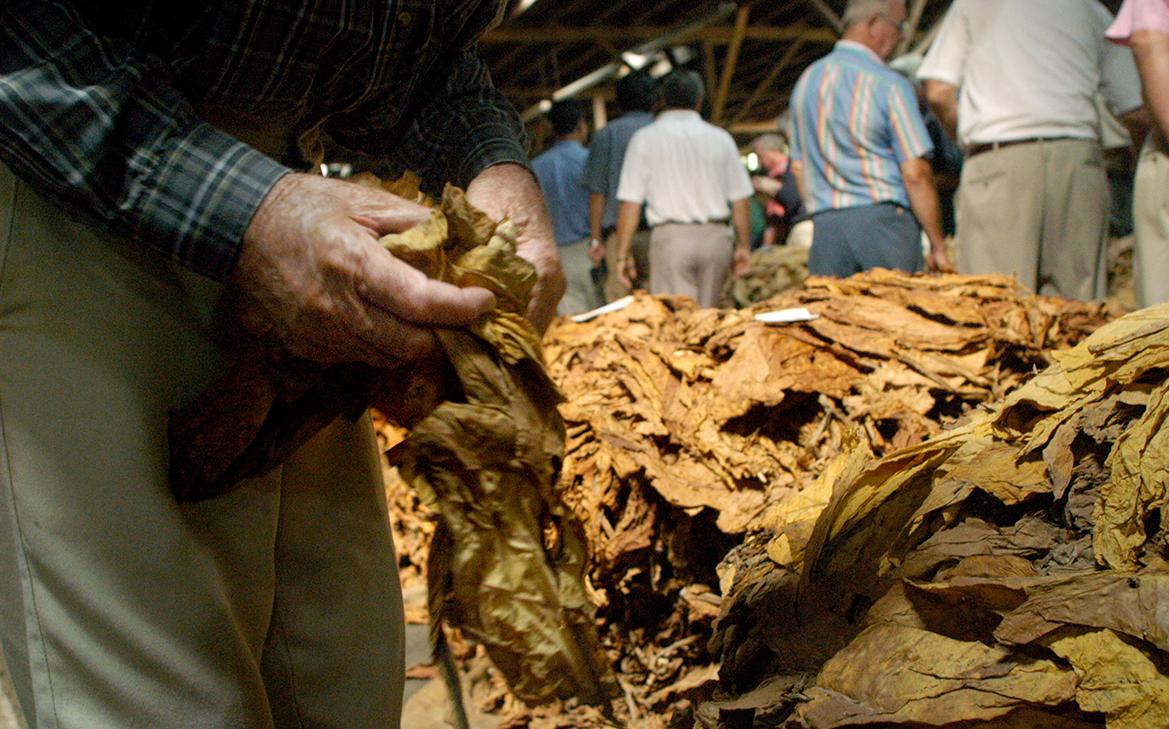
[754,307,820,324]
[571,295,636,323]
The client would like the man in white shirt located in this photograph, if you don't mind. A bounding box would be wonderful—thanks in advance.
[613,70,753,307]
[918,0,1147,301]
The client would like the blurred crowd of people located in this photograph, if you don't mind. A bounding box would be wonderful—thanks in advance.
[535,0,1169,316]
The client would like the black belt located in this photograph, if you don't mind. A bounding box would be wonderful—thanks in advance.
[655,219,728,227]
[965,136,1075,158]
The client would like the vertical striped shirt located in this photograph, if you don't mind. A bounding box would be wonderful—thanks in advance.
[0,0,526,280]
[790,41,933,215]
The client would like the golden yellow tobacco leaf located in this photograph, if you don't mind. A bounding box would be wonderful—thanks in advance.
[1050,629,1169,729]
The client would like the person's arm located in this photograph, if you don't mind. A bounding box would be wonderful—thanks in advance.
[588,193,607,244]
[1130,28,1169,141]
[0,0,289,280]
[586,193,606,266]
[0,0,495,368]
[924,81,961,142]
[614,201,642,289]
[465,164,565,333]
[900,157,952,273]
[583,129,612,245]
[790,159,808,204]
[387,34,564,332]
[917,0,970,143]
[730,197,752,277]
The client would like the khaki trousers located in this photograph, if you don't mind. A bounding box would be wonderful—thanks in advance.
[648,222,733,308]
[956,138,1108,300]
[0,164,404,728]
[1133,132,1169,310]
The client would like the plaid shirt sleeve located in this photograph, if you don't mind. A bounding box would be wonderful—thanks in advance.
[0,0,289,280]
[394,44,530,188]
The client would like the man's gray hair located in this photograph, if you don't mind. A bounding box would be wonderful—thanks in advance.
[752,133,787,154]
[842,0,892,29]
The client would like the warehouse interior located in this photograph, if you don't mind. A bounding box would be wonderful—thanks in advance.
[0,0,1163,728]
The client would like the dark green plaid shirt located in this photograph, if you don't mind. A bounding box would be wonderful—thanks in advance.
[0,0,526,279]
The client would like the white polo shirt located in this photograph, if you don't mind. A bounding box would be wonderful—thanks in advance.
[917,0,1143,146]
[616,109,754,226]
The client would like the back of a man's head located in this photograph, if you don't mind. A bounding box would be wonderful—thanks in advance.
[548,100,584,137]
[752,132,787,156]
[616,70,657,113]
[842,0,892,29]
[660,70,703,110]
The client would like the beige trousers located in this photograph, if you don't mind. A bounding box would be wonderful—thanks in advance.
[956,138,1108,300]
[648,222,733,308]
[1133,132,1169,309]
[0,164,404,728]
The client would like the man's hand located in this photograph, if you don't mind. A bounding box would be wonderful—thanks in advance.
[232,173,496,367]
[465,163,565,333]
[587,238,606,266]
[617,256,638,290]
[752,175,781,197]
[732,247,751,278]
[926,245,954,274]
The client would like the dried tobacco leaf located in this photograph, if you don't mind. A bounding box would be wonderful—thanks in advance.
[711,303,1169,728]
[1049,629,1169,729]
[797,623,1077,726]
[385,188,611,707]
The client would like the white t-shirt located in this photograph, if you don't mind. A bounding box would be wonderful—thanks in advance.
[917,0,1143,146]
[616,109,754,226]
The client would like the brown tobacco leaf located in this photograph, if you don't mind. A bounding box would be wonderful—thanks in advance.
[796,623,1077,726]
[385,188,611,707]
[994,572,1169,653]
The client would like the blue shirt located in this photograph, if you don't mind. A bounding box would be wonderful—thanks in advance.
[790,41,933,215]
[582,111,655,230]
[532,139,592,245]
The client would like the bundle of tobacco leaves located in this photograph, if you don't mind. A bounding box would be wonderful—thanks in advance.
[720,244,809,309]
[387,271,1113,727]
[706,303,1169,728]
[171,179,609,710]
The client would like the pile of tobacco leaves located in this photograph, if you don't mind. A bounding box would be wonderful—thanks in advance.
[383,270,1124,727]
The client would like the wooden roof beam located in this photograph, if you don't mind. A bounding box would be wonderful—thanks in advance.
[806,0,844,35]
[897,0,928,56]
[730,37,806,126]
[712,5,750,125]
[484,24,838,45]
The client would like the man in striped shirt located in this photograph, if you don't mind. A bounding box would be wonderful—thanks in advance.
[790,0,952,277]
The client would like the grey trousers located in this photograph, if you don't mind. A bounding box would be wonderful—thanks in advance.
[808,203,923,277]
[0,163,404,728]
[956,138,1108,300]
[1133,132,1169,310]
[648,222,734,308]
[556,237,605,316]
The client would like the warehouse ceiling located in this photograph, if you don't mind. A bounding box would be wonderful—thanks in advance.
[481,0,955,145]
[483,0,1130,147]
